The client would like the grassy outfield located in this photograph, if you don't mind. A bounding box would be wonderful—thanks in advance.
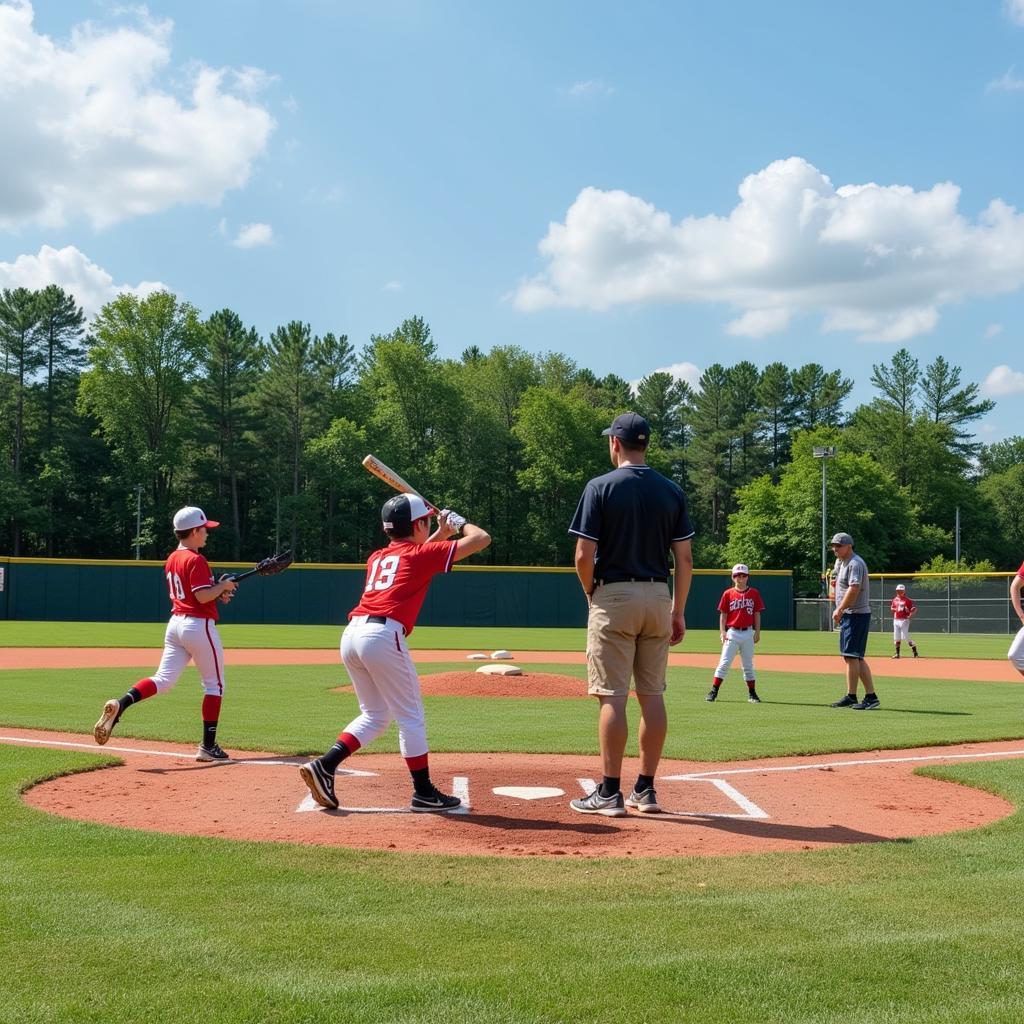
[3,744,1024,1023]
[1,662,1023,762]
[0,619,1017,659]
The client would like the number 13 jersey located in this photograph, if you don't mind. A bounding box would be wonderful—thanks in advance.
[349,540,457,636]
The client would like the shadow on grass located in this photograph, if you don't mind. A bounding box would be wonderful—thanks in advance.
[736,700,970,716]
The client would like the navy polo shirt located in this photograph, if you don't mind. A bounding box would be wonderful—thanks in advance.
[568,465,695,582]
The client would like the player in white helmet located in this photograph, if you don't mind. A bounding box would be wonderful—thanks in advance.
[890,583,920,659]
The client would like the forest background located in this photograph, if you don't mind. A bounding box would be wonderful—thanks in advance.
[2,285,1022,596]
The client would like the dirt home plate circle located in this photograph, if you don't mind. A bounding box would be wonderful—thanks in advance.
[13,726,1022,859]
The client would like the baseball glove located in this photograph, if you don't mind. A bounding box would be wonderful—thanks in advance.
[230,549,294,583]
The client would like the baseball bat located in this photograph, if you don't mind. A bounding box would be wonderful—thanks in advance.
[361,454,440,514]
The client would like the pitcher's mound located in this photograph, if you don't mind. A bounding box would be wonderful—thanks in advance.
[419,670,584,698]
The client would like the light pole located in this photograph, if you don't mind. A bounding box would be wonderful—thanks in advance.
[133,484,143,560]
[812,446,835,597]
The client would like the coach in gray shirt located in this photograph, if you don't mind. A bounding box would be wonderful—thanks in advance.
[829,532,879,710]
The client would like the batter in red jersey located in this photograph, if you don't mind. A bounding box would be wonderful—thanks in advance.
[706,564,765,704]
[300,493,491,812]
[890,583,920,659]
[93,506,238,761]
[1009,560,1024,678]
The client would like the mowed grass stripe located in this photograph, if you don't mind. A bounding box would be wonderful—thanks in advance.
[3,745,1024,1023]
[0,620,1017,659]
[1,662,1022,761]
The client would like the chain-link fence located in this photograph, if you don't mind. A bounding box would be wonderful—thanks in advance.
[794,573,1021,634]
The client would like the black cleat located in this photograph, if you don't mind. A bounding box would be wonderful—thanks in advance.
[299,758,339,809]
[196,743,230,762]
[705,688,719,702]
[748,691,761,703]
[410,787,461,812]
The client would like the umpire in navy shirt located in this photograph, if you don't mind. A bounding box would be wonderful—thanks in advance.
[567,412,694,817]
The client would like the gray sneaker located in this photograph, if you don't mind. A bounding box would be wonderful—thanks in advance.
[852,694,881,710]
[625,788,661,813]
[830,693,858,708]
[570,788,627,817]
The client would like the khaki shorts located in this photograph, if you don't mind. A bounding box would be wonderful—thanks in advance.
[586,581,672,696]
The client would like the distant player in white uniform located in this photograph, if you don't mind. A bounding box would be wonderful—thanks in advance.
[706,564,765,704]
[1009,559,1024,678]
[890,583,920,659]
[299,494,490,811]
[92,506,238,761]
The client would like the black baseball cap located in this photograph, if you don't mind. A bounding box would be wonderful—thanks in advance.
[382,493,432,532]
[602,412,650,445]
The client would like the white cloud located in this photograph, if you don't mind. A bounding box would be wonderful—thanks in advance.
[725,308,792,338]
[513,157,1024,343]
[231,222,273,248]
[986,67,1024,92]
[629,361,702,394]
[0,244,166,319]
[382,280,402,291]
[1005,0,1024,26]
[0,1,275,229]
[568,79,614,98]
[985,322,1004,338]
[983,364,1024,396]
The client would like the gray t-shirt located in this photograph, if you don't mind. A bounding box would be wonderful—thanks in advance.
[834,552,870,614]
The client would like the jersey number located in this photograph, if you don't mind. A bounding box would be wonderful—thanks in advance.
[166,572,186,601]
[365,554,400,592]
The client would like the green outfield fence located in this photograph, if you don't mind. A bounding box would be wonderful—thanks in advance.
[0,557,792,631]
[794,572,1021,635]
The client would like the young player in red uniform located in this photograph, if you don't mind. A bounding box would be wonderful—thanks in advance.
[1009,560,1024,678]
[706,564,765,703]
[299,494,491,811]
[890,583,920,658]
[93,507,238,760]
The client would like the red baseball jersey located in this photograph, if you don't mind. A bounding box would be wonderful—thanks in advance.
[890,595,916,620]
[718,586,764,629]
[164,547,218,620]
[1018,560,1024,578]
[350,539,457,636]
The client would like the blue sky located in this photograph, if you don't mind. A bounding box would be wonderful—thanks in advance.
[3,1,1024,441]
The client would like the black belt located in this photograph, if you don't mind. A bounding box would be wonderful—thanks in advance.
[594,577,668,586]
[365,614,406,635]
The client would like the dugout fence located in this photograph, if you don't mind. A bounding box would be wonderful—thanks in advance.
[794,573,1020,635]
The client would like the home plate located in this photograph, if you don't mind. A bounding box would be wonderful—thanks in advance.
[493,786,565,800]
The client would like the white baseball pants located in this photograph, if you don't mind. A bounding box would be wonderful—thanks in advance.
[340,617,428,758]
[714,627,756,681]
[151,615,225,696]
[893,619,912,642]
[1009,627,1024,673]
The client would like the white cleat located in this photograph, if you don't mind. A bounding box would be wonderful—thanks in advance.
[93,699,120,745]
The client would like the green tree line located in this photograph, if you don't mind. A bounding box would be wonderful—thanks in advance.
[2,286,1021,589]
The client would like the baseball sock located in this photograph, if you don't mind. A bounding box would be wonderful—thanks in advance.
[406,753,434,796]
[635,774,655,794]
[321,732,361,773]
[910,641,919,656]
[894,642,901,656]
[746,679,757,693]
[711,678,723,691]
[599,776,620,798]
[118,678,158,715]
[201,695,221,749]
